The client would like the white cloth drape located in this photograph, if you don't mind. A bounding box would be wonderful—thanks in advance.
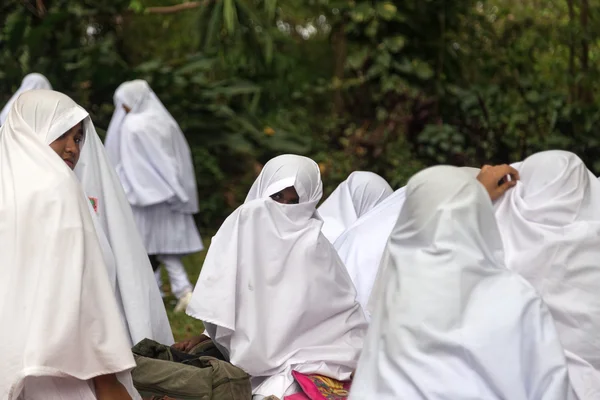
[367,166,486,315]
[495,150,600,399]
[105,80,202,255]
[0,90,138,399]
[350,166,576,400]
[318,171,392,243]
[74,101,174,345]
[187,155,367,399]
[106,80,198,212]
[333,187,406,315]
[0,73,52,126]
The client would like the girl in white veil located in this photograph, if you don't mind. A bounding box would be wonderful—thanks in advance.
[0,89,173,348]
[187,155,367,399]
[105,80,203,312]
[351,166,575,400]
[495,150,600,398]
[0,90,139,399]
[318,171,393,243]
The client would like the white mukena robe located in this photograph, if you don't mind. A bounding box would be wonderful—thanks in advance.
[105,79,202,256]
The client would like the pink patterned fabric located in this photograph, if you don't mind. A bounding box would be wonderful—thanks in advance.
[283,371,351,400]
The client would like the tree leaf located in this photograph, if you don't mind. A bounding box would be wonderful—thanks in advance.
[223,0,238,35]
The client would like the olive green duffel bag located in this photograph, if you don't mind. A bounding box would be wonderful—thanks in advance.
[131,338,252,400]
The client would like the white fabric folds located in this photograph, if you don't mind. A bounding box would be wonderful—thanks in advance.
[318,171,392,243]
[74,100,174,345]
[187,155,367,399]
[105,80,198,212]
[350,166,576,400]
[333,187,406,315]
[495,150,600,399]
[0,73,52,125]
[105,80,202,255]
[0,91,136,399]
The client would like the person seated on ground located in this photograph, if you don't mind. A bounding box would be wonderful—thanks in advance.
[0,72,52,126]
[333,163,518,317]
[318,171,393,243]
[494,150,600,399]
[0,89,140,398]
[350,166,575,400]
[179,154,368,400]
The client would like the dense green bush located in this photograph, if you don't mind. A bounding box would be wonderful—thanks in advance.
[2,0,600,228]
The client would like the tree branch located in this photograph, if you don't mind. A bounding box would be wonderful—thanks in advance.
[20,0,39,16]
[145,1,208,14]
[35,0,46,17]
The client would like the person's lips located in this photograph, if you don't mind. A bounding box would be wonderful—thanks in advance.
[64,159,74,169]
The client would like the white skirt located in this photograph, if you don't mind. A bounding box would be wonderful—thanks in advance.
[131,202,204,255]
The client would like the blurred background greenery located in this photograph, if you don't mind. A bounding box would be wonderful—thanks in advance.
[3,0,600,335]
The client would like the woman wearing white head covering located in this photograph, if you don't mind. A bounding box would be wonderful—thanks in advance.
[335,168,474,318]
[334,164,518,318]
[186,154,368,399]
[350,166,576,400]
[9,89,174,346]
[333,187,406,315]
[0,73,52,126]
[495,150,600,399]
[105,79,203,311]
[0,91,139,399]
[318,171,393,243]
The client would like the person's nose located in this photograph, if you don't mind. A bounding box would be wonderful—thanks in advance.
[65,137,79,156]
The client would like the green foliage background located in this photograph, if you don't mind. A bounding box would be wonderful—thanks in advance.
[2,0,600,229]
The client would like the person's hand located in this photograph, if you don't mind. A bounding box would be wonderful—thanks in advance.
[172,334,211,352]
[476,164,520,201]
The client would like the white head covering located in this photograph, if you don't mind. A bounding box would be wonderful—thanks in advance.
[318,171,393,243]
[104,80,198,214]
[72,94,174,345]
[366,167,488,315]
[350,166,576,400]
[494,150,600,398]
[332,186,406,315]
[187,154,367,398]
[0,73,52,126]
[0,90,136,399]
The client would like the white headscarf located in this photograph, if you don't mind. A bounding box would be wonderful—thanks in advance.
[73,93,174,346]
[0,73,52,126]
[0,90,136,399]
[350,166,576,400]
[495,150,600,398]
[187,154,367,399]
[332,187,406,315]
[104,80,198,214]
[318,171,393,243]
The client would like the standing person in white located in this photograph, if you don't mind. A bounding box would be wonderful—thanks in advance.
[105,80,203,312]
[495,150,600,399]
[351,166,576,400]
[0,73,52,125]
[0,90,139,399]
